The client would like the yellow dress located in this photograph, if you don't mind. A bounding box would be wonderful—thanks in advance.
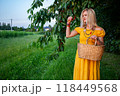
[73,27,105,80]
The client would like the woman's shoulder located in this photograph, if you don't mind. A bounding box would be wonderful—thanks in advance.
[95,26,104,31]
[74,26,83,34]
[95,26,105,37]
[74,26,83,30]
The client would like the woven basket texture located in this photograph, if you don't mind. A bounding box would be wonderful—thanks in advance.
[77,42,105,61]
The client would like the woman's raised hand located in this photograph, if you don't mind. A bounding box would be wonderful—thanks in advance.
[67,16,73,24]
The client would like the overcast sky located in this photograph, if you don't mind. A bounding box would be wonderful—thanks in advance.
[0,0,55,28]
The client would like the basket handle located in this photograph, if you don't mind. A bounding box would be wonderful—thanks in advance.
[86,37,97,45]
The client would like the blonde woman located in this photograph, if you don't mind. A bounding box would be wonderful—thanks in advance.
[66,8,105,80]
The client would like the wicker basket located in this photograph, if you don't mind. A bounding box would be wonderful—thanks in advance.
[77,37,105,61]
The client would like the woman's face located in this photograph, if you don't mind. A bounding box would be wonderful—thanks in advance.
[82,10,87,23]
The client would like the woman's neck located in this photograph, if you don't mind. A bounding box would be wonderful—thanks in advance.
[83,23,95,30]
[86,25,91,29]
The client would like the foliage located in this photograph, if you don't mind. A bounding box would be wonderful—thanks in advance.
[12,26,26,31]
[94,0,120,53]
[0,22,11,30]
[0,22,27,31]
[27,0,96,51]
[29,30,53,48]
[27,0,120,53]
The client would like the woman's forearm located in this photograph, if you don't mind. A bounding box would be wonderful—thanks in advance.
[66,16,78,38]
[91,35,104,45]
[97,37,104,45]
[66,26,71,38]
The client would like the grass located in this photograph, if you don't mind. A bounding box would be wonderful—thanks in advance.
[0,30,41,38]
[101,52,120,80]
[0,34,58,80]
[0,34,120,80]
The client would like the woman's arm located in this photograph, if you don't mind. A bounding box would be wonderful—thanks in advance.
[66,16,78,38]
[97,37,104,45]
[90,27,105,45]
[66,27,78,38]
[90,35,104,45]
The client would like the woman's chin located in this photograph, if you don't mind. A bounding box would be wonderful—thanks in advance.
[83,21,86,24]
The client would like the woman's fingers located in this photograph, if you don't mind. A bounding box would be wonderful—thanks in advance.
[90,35,97,40]
[68,16,73,20]
[67,16,73,23]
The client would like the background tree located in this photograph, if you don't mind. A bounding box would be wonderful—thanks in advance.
[2,22,6,30]
[28,0,120,53]
[0,22,11,30]
[6,23,11,30]
[0,22,1,30]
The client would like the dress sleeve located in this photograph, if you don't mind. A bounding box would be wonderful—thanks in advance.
[97,29,105,37]
[74,27,81,34]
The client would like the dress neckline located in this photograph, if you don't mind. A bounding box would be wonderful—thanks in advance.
[79,27,92,30]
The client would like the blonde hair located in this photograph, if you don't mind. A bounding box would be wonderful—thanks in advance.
[80,8,97,29]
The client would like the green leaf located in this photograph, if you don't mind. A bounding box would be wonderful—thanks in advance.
[30,10,33,15]
[27,8,31,14]
[28,15,31,20]
[64,3,67,9]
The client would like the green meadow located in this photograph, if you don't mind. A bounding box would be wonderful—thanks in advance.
[0,31,120,80]
[0,30,34,38]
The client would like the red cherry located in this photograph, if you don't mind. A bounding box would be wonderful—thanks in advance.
[72,9,74,12]
[72,16,76,21]
[73,17,75,20]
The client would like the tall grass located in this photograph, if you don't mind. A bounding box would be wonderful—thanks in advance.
[0,34,58,79]
[0,30,34,38]
[0,34,120,80]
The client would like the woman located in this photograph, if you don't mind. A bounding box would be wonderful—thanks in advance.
[66,8,105,80]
